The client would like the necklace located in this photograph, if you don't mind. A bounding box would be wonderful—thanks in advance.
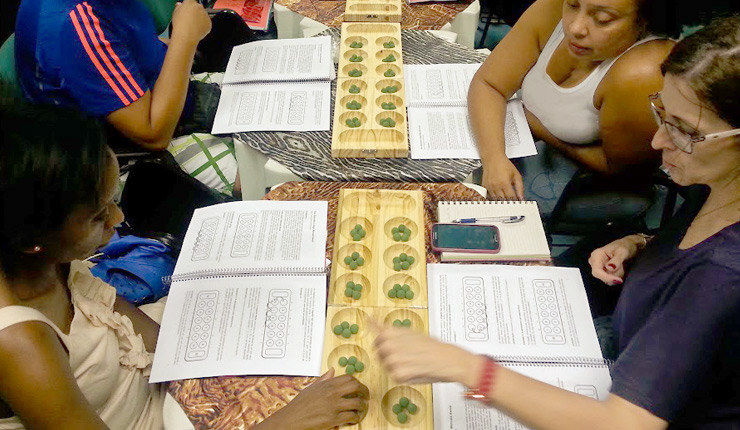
[693,195,740,222]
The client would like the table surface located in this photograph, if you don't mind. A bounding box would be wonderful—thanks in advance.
[236,29,485,184]
[276,0,474,30]
[169,181,488,430]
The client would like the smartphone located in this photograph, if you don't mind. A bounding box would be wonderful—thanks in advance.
[431,223,501,253]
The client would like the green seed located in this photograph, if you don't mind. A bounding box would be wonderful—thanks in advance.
[341,321,350,329]
[401,234,410,242]
[349,261,358,270]
[342,328,351,338]
[397,412,408,423]
[407,256,415,264]
[352,290,361,300]
[399,224,406,232]
[354,224,362,230]
[394,263,402,271]
[355,361,364,372]
[359,230,366,238]
[350,324,359,334]
[348,356,358,366]
[333,325,343,335]
[382,54,396,62]
[393,257,401,264]
[346,101,362,110]
[407,403,418,414]
[348,69,362,77]
[356,257,365,266]
[353,284,363,292]
[392,227,399,234]
[406,290,414,299]
[393,233,402,241]
[345,365,355,375]
[399,397,409,407]
[345,288,353,297]
[349,54,363,62]
[400,253,408,261]
[346,281,355,289]
[384,69,396,77]
[402,284,410,291]
[392,403,403,414]
[401,261,410,270]
[383,41,395,48]
[393,319,402,327]
[351,252,360,260]
[393,283,402,290]
[344,256,353,265]
[349,85,361,94]
[396,289,406,299]
[402,318,411,327]
[339,356,348,366]
[352,233,360,241]
[388,289,397,298]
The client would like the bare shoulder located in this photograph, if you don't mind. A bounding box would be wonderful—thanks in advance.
[602,39,676,92]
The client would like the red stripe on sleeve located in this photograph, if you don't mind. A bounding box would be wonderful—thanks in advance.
[75,4,138,102]
[83,2,145,97]
[68,10,131,106]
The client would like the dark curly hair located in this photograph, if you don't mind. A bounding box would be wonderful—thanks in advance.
[661,14,740,127]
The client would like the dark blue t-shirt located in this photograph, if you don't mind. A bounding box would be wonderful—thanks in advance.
[15,0,167,117]
[612,186,740,428]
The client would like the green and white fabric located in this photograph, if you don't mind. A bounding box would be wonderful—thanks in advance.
[168,133,237,195]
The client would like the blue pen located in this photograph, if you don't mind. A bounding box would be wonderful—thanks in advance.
[452,215,526,224]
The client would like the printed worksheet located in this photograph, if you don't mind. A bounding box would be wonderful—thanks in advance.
[427,264,603,360]
[404,63,480,106]
[212,82,331,133]
[174,200,328,278]
[150,274,326,382]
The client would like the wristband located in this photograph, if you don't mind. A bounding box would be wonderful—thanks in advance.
[462,356,498,404]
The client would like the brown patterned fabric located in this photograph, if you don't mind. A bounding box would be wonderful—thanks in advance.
[168,181,485,429]
[275,0,474,30]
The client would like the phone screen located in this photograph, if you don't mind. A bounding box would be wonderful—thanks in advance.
[433,224,500,250]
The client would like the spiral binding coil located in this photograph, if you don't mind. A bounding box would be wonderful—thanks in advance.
[490,354,614,368]
[440,201,536,205]
[163,266,328,285]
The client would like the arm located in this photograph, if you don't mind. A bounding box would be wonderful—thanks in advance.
[468,0,563,199]
[113,297,159,353]
[0,322,109,429]
[106,0,211,150]
[550,40,674,173]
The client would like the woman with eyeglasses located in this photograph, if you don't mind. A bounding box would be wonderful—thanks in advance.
[373,16,740,429]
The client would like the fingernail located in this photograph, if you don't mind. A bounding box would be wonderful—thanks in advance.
[607,264,616,270]
[612,279,622,285]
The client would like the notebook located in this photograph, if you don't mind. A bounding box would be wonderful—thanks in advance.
[437,200,550,261]
[403,63,537,160]
[211,36,335,134]
[427,264,612,429]
[150,200,329,383]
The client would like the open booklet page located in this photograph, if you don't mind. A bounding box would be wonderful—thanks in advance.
[174,200,328,277]
[427,264,603,360]
[432,364,612,430]
[212,82,331,133]
[223,36,334,84]
[404,63,479,106]
[150,274,326,382]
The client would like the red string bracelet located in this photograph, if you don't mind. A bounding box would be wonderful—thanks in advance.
[462,355,498,404]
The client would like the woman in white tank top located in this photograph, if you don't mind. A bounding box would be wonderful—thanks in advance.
[469,0,676,200]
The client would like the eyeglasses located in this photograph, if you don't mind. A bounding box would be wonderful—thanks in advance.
[649,92,740,154]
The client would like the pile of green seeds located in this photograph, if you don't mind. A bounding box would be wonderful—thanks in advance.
[382,54,396,62]
[381,85,398,93]
[344,280,364,300]
[349,54,363,62]
[350,41,363,48]
[344,252,365,269]
[333,320,359,338]
[392,224,411,242]
[381,102,396,110]
[338,355,365,375]
[388,283,414,299]
[346,100,362,110]
[392,318,412,327]
[349,84,361,94]
[384,69,396,77]
[348,69,363,77]
[379,118,396,128]
[345,117,361,128]
[392,397,418,423]
[350,224,366,241]
[392,253,415,271]
[383,41,395,49]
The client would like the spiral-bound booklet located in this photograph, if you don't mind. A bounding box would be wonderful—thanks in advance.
[212,36,334,133]
[150,200,329,383]
[427,264,611,429]
[437,200,550,261]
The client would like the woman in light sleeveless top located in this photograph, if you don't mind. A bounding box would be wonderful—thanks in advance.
[0,105,369,430]
[470,0,677,201]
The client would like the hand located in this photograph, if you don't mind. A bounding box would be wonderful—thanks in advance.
[588,235,642,286]
[373,323,482,387]
[481,156,524,200]
[171,0,211,45]
[269,368,369,430]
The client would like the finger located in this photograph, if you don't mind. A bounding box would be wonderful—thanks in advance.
[367,317,384,336]
[337,396,368,412]
[336,411,362,426]
[514,174,525,201]
[316,367,335,383]
[501,184,518,201]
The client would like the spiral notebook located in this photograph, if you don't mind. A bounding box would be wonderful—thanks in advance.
[212,36,334,133]
[427,264,612,429]
[150,200,329,383]
[437,200,550,262]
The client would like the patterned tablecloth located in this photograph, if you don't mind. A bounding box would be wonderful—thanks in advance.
[276,0,474,30]
[169,181,486,429]
[235,29,486,183]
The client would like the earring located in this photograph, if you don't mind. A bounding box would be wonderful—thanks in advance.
[33,246,42,252]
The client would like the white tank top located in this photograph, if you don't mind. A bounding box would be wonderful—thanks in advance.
[521,22,662,144]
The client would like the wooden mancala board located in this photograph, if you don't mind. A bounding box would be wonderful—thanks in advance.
[324,189,432,429]
[332,23,409,158]
[344,0,402,23]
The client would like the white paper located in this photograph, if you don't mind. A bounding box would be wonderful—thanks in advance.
[404,63,481,107]
[150,274,326,382]
[174,200,328,278]
[408,100,537,159]
[223,36,334,84]
[432,364,612,430]
[427,264,603,360]
[212,82,331,133]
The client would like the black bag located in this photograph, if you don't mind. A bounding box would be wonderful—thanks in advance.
[191,9,257,73]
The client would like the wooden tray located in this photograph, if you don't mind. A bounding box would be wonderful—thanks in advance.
[332,23,408,158]
[344,0,402,22]
[329,189,427,307]
[322,305,433,430]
